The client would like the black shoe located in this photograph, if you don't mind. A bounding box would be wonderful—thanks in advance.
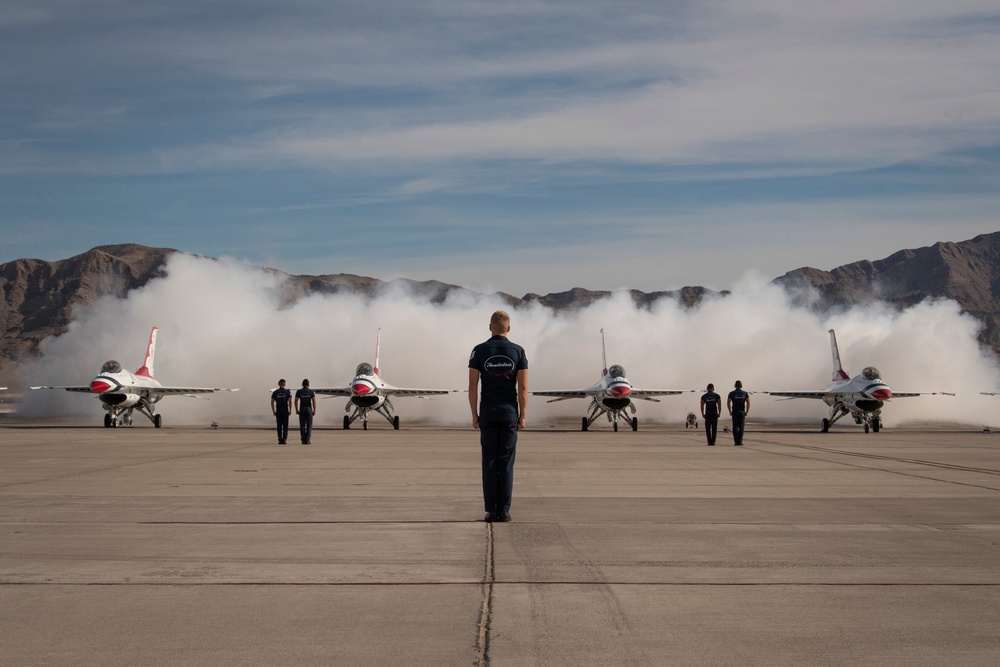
[735,442,742,446]
[278,440,285,445]
[484,512,497,522]
[498,512,511,522]
[707,442,715,446]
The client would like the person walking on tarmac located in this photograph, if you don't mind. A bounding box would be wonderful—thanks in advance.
[727,380,750,446]
[469,310,528,523]
[295,379,317,445]
[700,383,722,446]
[271,378,292,445]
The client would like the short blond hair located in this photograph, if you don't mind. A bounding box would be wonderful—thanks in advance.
[490,310,511,334]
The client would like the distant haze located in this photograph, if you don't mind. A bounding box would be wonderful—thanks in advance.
[18,253,996,427]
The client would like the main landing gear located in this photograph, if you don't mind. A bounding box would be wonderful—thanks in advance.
[343,401,401,430]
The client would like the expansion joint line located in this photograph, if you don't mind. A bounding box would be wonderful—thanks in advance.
[475,522,495,666]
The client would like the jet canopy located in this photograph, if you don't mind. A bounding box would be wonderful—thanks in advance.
[861,366,881,381]
[355,362,374,376]
[101,360,122,374]
[608,364,626,379]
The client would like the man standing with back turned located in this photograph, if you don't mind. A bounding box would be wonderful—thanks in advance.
[271,378,292,445]
[700,383,721,446]
[469,310,528,523]
[727,380,750,446]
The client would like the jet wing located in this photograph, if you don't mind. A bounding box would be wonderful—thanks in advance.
[313,387,353,397]
[764,391,829,400]
[155,387,239,396]
[384,388,457,397]
[31,386,93,392]
[532,390,595,403]
[631,390,689,403]
[888,392,955,398]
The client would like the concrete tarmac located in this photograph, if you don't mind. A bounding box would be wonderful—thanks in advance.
[1,420,999,666]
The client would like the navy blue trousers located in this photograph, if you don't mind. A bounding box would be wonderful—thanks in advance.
[732,412,746,444]
[299,410,313,443]
[275,411,289,442]
[479,403,518,515]
[704,415,718,444]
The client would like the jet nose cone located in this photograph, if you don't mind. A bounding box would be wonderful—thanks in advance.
[352,382,372,396]
[609,385,631,398]
[90,380,113,393]
[870,387,892,400]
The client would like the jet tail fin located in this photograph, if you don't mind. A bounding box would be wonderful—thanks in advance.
[829,329,849,382]
[600,328,609,377]
[374,327,382,377]
[136,326,157,378]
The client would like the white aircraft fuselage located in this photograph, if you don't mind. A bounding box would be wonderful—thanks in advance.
[765,329,948,433]
[313,328,457,430]
[31,327,236,428]
[532,329,688,432]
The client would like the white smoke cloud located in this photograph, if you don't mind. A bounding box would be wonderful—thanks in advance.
[19,253,1000,428]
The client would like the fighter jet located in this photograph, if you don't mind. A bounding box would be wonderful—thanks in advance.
[764,329,952,433]
[533,328,691,432]
[314,328,458,430]
[31,326,237,428]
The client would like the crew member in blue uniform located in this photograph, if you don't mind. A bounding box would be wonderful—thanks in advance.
[295,378,317,445]
[700,383,721,446]
[271,378,292,444]
[469,310,528,523]
[727,380,750,446]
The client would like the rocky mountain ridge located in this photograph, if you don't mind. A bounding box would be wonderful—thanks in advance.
[2,233,999,374]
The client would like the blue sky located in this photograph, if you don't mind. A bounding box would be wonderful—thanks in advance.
[2,0,998,295]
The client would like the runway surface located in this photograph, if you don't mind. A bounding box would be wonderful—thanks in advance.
[1,421,999,665]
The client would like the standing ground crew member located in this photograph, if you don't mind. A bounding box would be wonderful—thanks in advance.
[271,378,292,445]
[727,380,750,446]
[700,383,721,446]
[469,310,528,523]
[295,378,316,445]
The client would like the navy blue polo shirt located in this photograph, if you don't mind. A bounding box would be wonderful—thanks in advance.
[728,389,749,414]
[701,391,721,418]
[295,387,316,412]
[271,387,292,414]
[469,335,528,406]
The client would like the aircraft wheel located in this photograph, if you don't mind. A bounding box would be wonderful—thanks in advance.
[864,423,870,433]
[363,420,368,431]
[343,416,351,430]
[393,416,400,430]
[153,414,162,429]
[872,419,880,433]
[582,417,588,432]
[821,418,830,433]
[631,417,638,432]
[613,422,618,432]
[104,414,112,428]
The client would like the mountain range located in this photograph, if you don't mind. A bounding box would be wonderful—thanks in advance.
[2,233,999,376]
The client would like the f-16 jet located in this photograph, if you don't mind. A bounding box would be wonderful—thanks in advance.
[31,326,237,428]
[533,328,691,432]
[314,328,458,430]
[764,329,952,433]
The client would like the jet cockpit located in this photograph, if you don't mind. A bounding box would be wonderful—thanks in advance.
[608,364,626,379]
[861,367,881,381]
[355,362,374,376]
[101,360,122,374]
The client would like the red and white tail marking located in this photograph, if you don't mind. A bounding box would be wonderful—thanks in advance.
[829,329,850,382]
[136,326,158,378]
[374,327,382,377]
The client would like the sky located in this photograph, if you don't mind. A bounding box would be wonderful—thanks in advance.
[2,1,999,295]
